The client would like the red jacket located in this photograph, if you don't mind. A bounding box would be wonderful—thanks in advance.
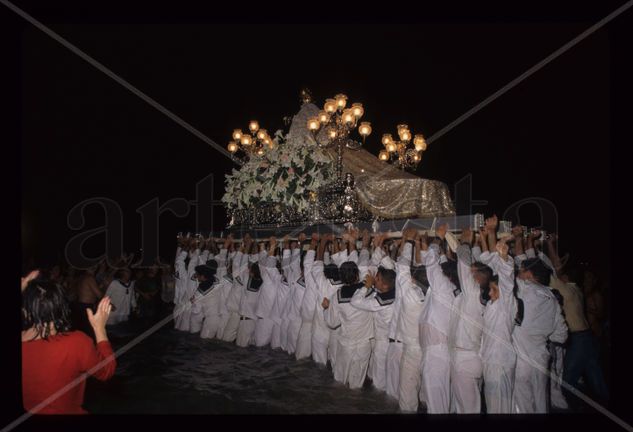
[22,331,116,414]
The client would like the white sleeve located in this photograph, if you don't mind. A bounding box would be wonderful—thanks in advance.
[351,286,382,312]
[549,302,569,344]
[323,293,342,329]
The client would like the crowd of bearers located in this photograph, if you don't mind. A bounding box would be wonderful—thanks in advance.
[173,217,609,414]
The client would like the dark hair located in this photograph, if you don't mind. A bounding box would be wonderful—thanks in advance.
[339,261,359,285]
[22,279,72,340]
[324,263,340,281]
[411,265,429,289]
[377,267,396,291]
[441,260,460,291]
[472,262,494,286]
[250,262,261,280]
[521,258,552,286]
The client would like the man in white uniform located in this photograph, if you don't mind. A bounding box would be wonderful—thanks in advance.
[236,242,264,347]
[280,237,304,354]
[295,234,319,360]
[255,237,283,348]
[418,224,455,414]
[477,227,518,414]
[512,229,569,413]
[105,268,136,326]
[221,235,248,342]
[189,259,221,336]
[311,234,343,367]
[321,230,372,389]
[350,251,396,393]
[450,227,485,413]
[394,229,427,412]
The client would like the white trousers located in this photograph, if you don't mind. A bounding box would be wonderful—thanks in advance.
[483,361,515,413]
[399,344,423,412]
[421,344,451,414]
[236,318,256,347]
[328,330,339,369]
[285,318,302,355]
[189,309,204,334]
[311,320,330,366]
[385,341,403,400]
[369,339,389,391]
[200,314,221,339]
[221,312,240,342]
[217,313,231,340]
[335,339,372,389]
[450,349,483,413]
[513,354,550,413]
[271,321,282,350]
[280,318,290,352]
[175,302,192,332]
[254,318,275,347]
[295,320,313,360]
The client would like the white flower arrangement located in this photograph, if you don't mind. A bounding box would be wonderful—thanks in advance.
[222,129,334,212]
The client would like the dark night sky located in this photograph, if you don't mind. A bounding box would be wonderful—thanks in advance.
[18,10,613,275]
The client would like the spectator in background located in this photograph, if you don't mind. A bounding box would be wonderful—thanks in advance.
[22,279,116,414]
[135,266,161,321]
[70,266,104,341]
[104,268,136,326]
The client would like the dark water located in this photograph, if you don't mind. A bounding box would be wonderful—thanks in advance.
[84,316,400,414]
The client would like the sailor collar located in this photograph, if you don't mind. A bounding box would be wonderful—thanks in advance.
[337,282,365,303]
[375,288,396,306]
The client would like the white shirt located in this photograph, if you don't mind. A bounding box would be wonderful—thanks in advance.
[450,244,485,352]
[256,255,282,319]
[299,250,318,322]
[280,249,304,321]
[105,279,136,325]
[351,286,395,342]
[418,244,455,344]
[479,250,518,366]
[395,243,426,346]
[512,278,568,362]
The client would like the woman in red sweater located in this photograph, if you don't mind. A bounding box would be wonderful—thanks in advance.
[22,278,117,414]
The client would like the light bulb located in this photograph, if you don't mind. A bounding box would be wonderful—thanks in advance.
[351,103,364,118]
[414,134,427,151]
[400,130,411,141]
[413,152,421,162]
[318,111,330,123]
[232,129,243,141]
[241,135,252,146]
[335,94,348,109]
[378,150,389,161]
[382,134,393,146]
[387,142,397,153]
[324,99,337,113]
[343,110,355,124]
[307,117,320,131]
[227,141,238,153]
[256,129,268,140]
[359,122,372,136]
[248,120,259,132]
[328,128,338,139]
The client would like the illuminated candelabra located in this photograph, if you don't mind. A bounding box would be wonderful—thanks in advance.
[227,120,275,162]
[306,93,372,182]
[377,124,427,171]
